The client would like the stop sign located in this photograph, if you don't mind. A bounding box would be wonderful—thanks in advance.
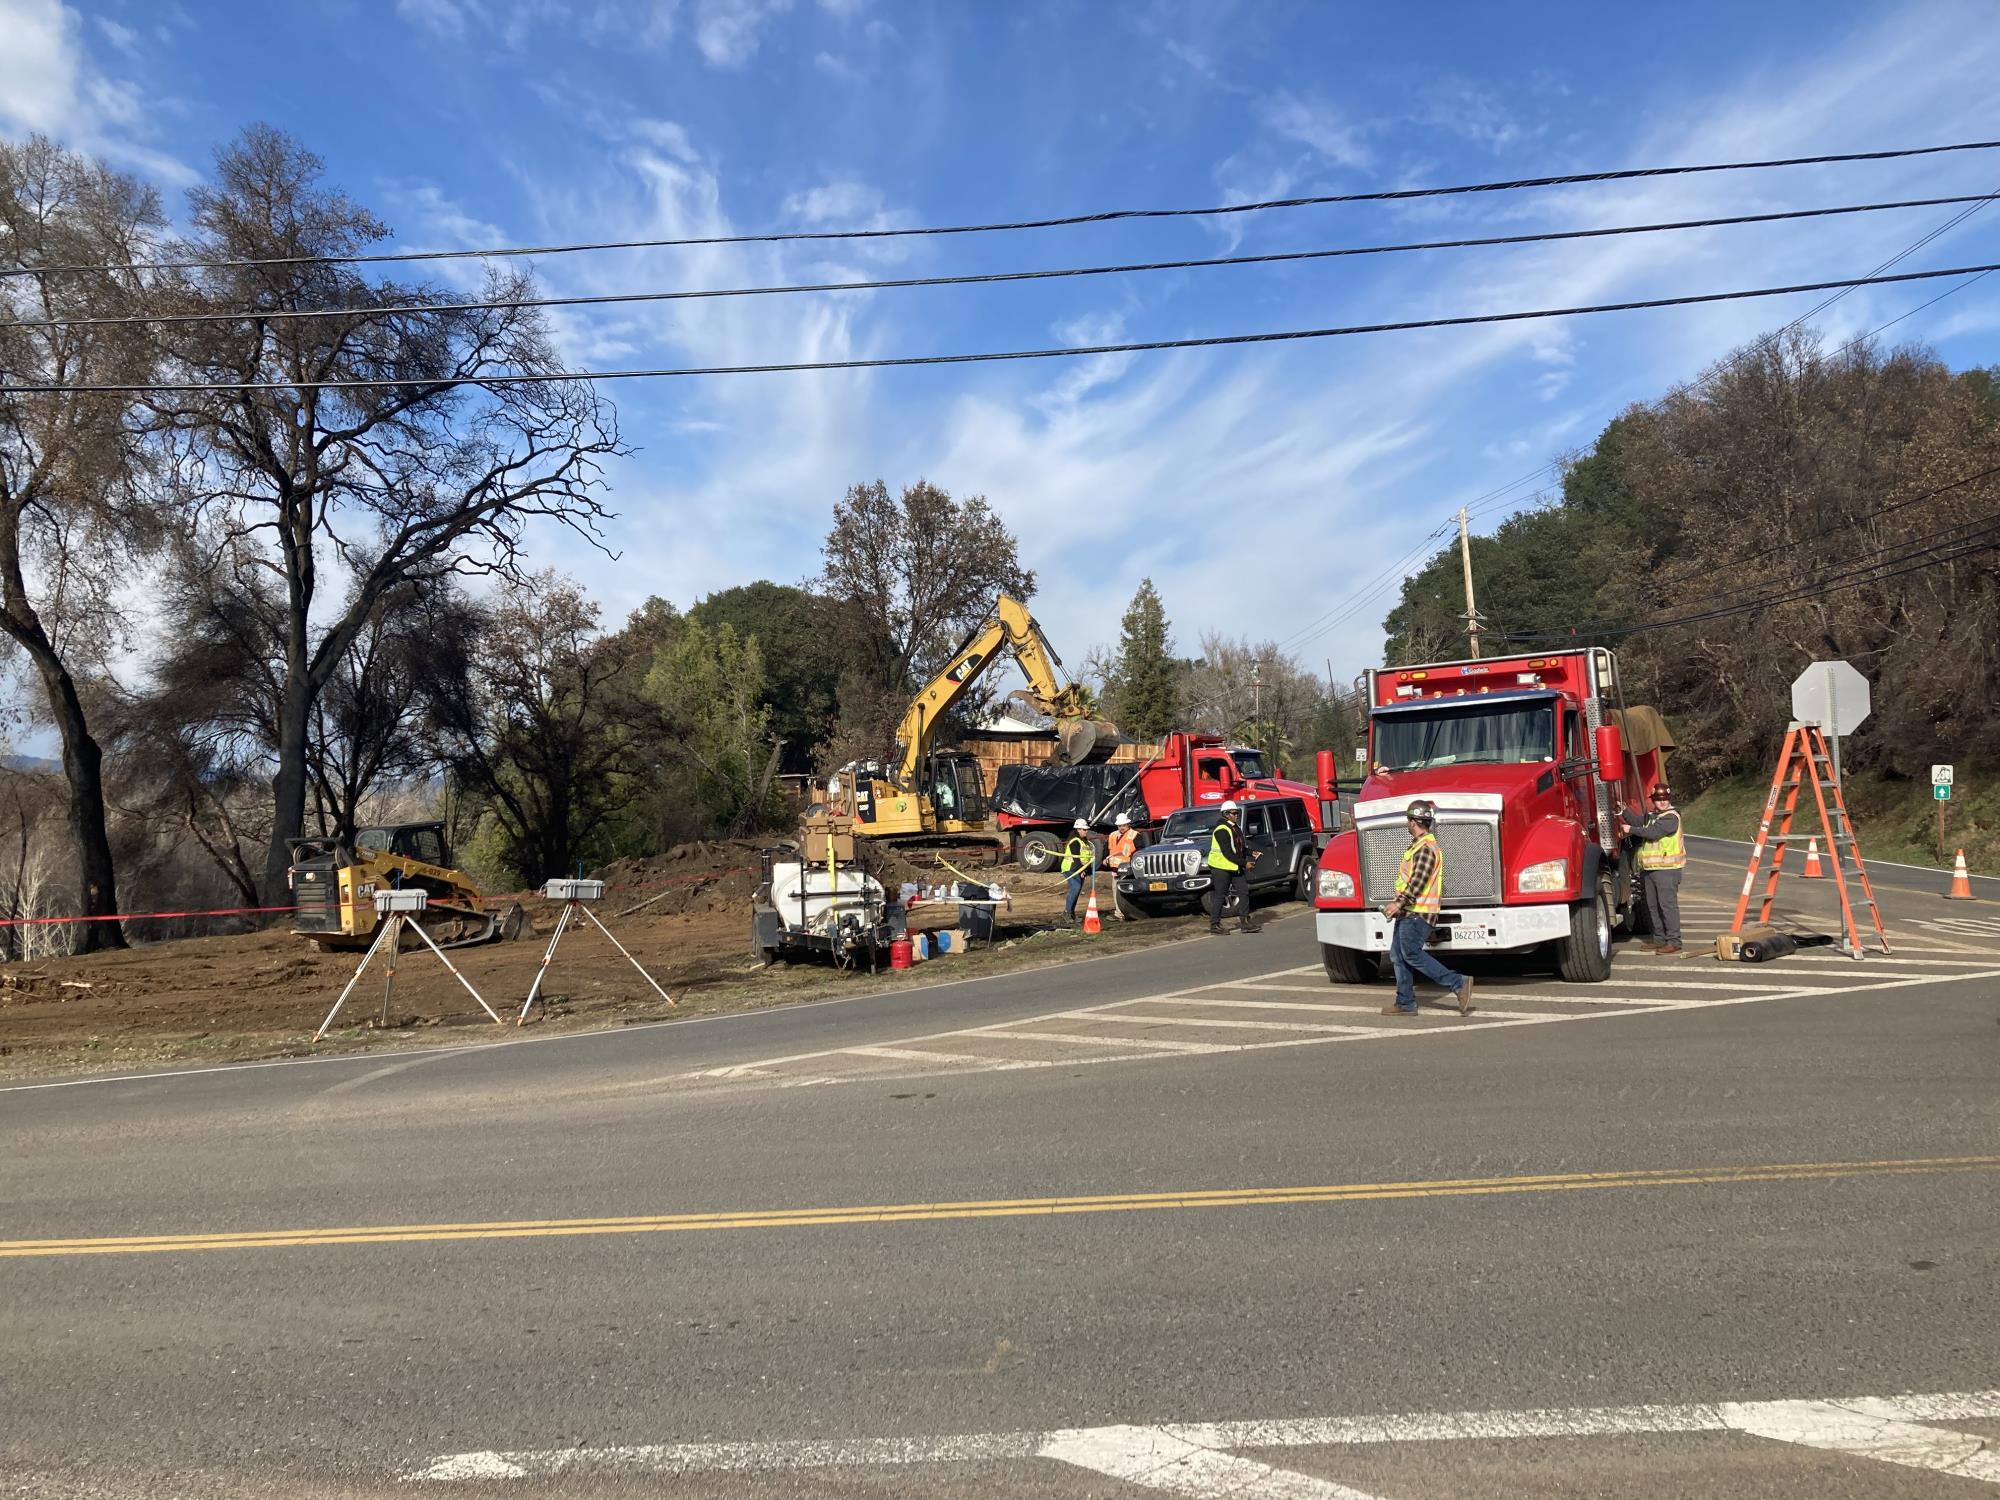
[1790,659,1870,737]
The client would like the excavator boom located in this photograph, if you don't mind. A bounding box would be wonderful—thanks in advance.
[891,595,1103,786]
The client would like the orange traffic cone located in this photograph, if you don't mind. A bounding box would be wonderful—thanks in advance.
[1082,886,1102,934]
[1802,837,1824,878]
[1945,849,1976,900]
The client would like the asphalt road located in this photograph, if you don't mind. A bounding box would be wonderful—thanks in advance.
[4,851,1997,1498]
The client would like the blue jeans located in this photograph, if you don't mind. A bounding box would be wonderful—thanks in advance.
[1391,914,1464,1012]
[1065,873,1085,918]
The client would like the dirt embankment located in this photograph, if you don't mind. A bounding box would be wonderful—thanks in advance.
[0,839,1227,1080]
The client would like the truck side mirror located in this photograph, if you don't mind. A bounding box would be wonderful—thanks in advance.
[1594,724,1625,788]
[1314,749,1337,802]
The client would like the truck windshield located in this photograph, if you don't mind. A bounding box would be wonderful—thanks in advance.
[1160,809,1224,840]
[1372,701,1556,769]
[1229,749,1270,778]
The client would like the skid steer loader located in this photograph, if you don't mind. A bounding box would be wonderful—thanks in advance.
[287,821,526,951]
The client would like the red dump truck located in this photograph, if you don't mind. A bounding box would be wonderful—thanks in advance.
[1312,647,1672,984]
[995,730,1328,871]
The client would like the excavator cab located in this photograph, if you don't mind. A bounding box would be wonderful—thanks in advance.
[925,751,989,831]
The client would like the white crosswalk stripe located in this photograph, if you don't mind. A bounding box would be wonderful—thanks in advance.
[688,917,2000,1089]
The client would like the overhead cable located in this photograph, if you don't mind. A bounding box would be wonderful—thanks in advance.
[8,196,1989,332]
[13,259,2000,395]
[7,139,2000,280]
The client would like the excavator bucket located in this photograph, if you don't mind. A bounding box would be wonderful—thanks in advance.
[1054,717,1122,766]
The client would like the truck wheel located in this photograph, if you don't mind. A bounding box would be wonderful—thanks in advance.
[1018,831,1061,874]
[1114,889,1148,921]
[1556,884,1614,982]
[1321,942,1379,984]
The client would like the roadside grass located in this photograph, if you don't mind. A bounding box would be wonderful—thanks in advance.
[1684,770,1996,874]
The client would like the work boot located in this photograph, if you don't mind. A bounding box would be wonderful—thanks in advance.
[1235,918,1261,935]
[1379,1005,1418,1017]
[1207,921,1228,936]
[1652,944,1683,956]
[1456,977,1476,1016]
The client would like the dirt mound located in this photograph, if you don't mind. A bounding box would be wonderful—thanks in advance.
[589,839,767,917]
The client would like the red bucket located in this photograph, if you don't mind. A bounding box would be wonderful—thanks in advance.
[889,937,913,970]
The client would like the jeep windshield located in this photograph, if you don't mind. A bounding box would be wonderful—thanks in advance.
[1372,700,1556,770]
[1159,809,1225,840]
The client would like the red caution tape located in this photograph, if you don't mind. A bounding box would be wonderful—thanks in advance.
[0,904,297,928]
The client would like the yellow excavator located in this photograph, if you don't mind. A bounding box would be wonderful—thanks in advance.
[287,821,526,951]
[813,595,1115,850]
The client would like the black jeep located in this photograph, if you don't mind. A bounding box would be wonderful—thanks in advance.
[1113,799,1319,919]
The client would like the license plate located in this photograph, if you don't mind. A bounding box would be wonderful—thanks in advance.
[1147,881,1168,892]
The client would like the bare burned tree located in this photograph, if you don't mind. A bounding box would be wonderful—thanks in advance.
[0,137,164,950]
[146,127,623,900]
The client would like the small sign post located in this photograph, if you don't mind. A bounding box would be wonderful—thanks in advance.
[1932,764,1955,862]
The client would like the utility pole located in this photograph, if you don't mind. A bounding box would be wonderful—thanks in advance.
[1251,657,1263,719]
[1457,505,1484,659]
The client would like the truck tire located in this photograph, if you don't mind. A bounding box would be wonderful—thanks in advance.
[1321,942,1379,984]
[1017,830,1061,874]
[1556,883,1614,982]
[1114,889,1149,921]
[1293,857,1316,904]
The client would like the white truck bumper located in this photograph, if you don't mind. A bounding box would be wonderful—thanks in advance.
[1316,903,1573,954]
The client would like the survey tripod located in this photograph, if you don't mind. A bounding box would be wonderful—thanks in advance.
[518,878,675,1025]
[313,888,506,1041]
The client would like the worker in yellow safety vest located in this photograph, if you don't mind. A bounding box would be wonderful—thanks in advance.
[1061,819,1096,925]
[1619,783,1684,954]
[1205,801,1258,936]
[1381,800,1473,1017]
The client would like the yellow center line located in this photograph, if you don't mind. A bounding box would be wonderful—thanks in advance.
[6,1155,1994,1259]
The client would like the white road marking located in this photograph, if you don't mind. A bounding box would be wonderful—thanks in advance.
[981,1030,1230,1053]
[1722,1397,2000,1483]
[1040,1425,1380,1499]
[1058,1010,1380,1035]
[689,945,2000,1090]
[410,1388,2000,1487]
[1143,994,1550,1021]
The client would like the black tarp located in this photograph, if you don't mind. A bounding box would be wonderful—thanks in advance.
[991,763,1154,827]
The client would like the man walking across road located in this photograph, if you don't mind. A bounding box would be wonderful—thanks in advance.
[1206,801,1258,935]
[1382,799,1473,1017]
[1621,783,1685,955]
[1061,819,1096,926]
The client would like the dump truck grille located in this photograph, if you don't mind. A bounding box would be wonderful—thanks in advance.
[1132,849,1201,879]
[1360,818,1501,905]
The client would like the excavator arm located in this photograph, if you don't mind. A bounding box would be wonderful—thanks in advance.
[891,595,1099,786]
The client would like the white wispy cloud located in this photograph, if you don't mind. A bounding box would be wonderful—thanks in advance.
[0,0,195,185]
[693,0,793,67]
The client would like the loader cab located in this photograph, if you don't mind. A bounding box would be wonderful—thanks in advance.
[355,822,452,870]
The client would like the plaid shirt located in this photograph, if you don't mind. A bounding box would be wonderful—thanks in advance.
[1390,836,1439,917]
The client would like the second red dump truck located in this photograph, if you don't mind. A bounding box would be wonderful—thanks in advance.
[994,730,1329,871]
[1312,647,1672,984]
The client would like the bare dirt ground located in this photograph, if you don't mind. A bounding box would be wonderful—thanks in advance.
[0,840,1250,1081]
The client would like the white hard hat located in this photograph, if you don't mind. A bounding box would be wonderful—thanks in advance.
[1220,799,1239,812]
[1074,819,1089,830]
[1114,813,1131,826]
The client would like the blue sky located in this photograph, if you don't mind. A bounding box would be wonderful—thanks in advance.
[5,0,2000,687]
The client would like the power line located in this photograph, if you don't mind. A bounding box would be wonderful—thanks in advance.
[1496,506,2000,643]
[9,139,2000,281]
[13,259,2000,396]
[11,195,1989,332]
[1434,220,2000,548]
[1778,186,1999,330]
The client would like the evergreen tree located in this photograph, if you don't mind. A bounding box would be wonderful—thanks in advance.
[1107,579,1181,740]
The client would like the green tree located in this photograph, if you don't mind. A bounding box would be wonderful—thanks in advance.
[688,582,840,764]
[643,621,778,833]
[1104,579,1180,739]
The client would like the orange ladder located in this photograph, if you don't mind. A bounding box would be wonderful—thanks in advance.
[1731,721,1890,957]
